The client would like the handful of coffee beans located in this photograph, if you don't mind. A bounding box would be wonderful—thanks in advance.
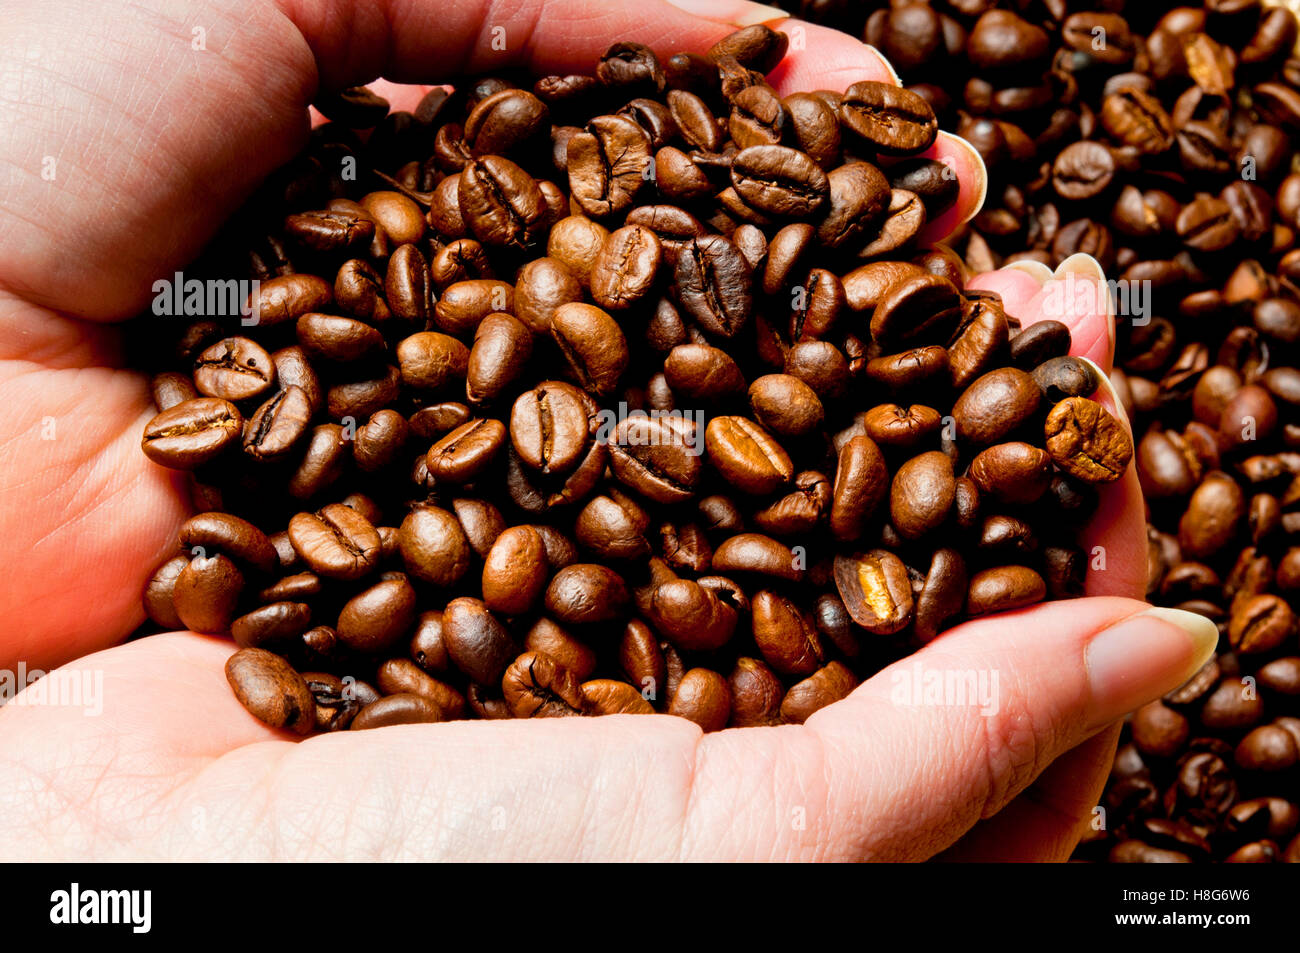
[136,25,1130,737]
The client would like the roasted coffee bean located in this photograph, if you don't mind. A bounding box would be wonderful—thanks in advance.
[833,550,913,634]
[568,115,650,218]
[817,161,890,250]
[398,505,472,588]
[648,579,738,651]
[830,435,888,541]
[839,81,937,155]
[458,156,545,248]
[194,337,275,402]
[1044,397,1134,484]
[730,145,829,218]
[871,275,962,347]
[1053,141,1115,200]
[143,555,188,629]
[289,503,381,581]
[230,602,313,650]
[427,418,507,483]
[712,533,802,582]
[966,566,1046,616]
[142,398,243,470]
[442,597,517,686]
[545,564,629,625]
[676,235,753,338]
[915,548,967,642]
[173,553,244,634]
[887,158,958,219]
[350,693,444,730]
[225,648,315,734]
[180,512,278,575]
[590,225,661,311]
[608,413,702,504]
[953,368,1041,446]
[244,386,313,460]
[781,662,857,724]
[969,442,1052,504]
[502,651,588,717]
[550,302,629,396]
[668,668,731,732]
[890,451,955,540]
[706,416,793,495]
[1032,356,1099,403]
[583,678,655,715]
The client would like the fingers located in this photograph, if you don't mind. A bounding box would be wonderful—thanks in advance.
[968,256,1145,597]
[282,0,736,88]
[0,599,1213,862]
[969,255,1114,370]
[689,598,1215,860]
[915,134,987,246]
[0,354,189,672]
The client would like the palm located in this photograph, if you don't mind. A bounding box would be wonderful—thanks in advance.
[0,0,1166,862]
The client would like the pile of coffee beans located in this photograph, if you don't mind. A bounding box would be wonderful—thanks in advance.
[791,1,1300,863]
[136,25,1128,740]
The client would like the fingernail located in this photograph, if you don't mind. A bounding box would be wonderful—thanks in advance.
[863,44,903,85]
[663,0,790,25]
[1003,260,1054,286]
[1054,253,1106,282]
[936,131,987,230]
[1053,253,1117,355]
[1085,607,1218,729]
[1080,357,1132,433]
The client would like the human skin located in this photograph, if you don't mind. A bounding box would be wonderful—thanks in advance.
[0,0,1215,861]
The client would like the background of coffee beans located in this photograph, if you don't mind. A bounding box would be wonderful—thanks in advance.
[788,0,1300,864]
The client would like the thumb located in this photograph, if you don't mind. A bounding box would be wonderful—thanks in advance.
[785,597,1216,860]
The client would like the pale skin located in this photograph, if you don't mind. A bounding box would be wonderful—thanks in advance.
[0,0,1215,860]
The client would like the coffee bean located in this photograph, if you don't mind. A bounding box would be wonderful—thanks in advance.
[969,442,1052,505]
[781,661,857,724]
[550,302,629,396]
[289,503,381,581]
[482,526,550,615]
[966,566,1047,616]
[173,553,244,634]
[142,398,243,470]
[839,81,937,155]
[817,162,890,249]
[830,435,888,541]
[676,235,753,337]
[668,668,731,732]
[225,648,315,734]
[706,416,793,495]
[890,451,955,540]
[590,225,662,310]
[502,651,589,717]
[1044,397,1134,483]
[568,115,650,217]
[953,368,1042,446]
[459,156,546,248]
[608,414,702,503]
[648,578,738,651]
[583,678,655,715]
[1053,141,1115,200]
[871,274,962,347]
[398,505,472,587]
[730,145,829,218]
[350,693,444,730]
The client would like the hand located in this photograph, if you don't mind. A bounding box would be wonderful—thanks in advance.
[0,0,1216,861]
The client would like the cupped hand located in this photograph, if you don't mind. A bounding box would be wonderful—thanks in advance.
[0,0,1216,861]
